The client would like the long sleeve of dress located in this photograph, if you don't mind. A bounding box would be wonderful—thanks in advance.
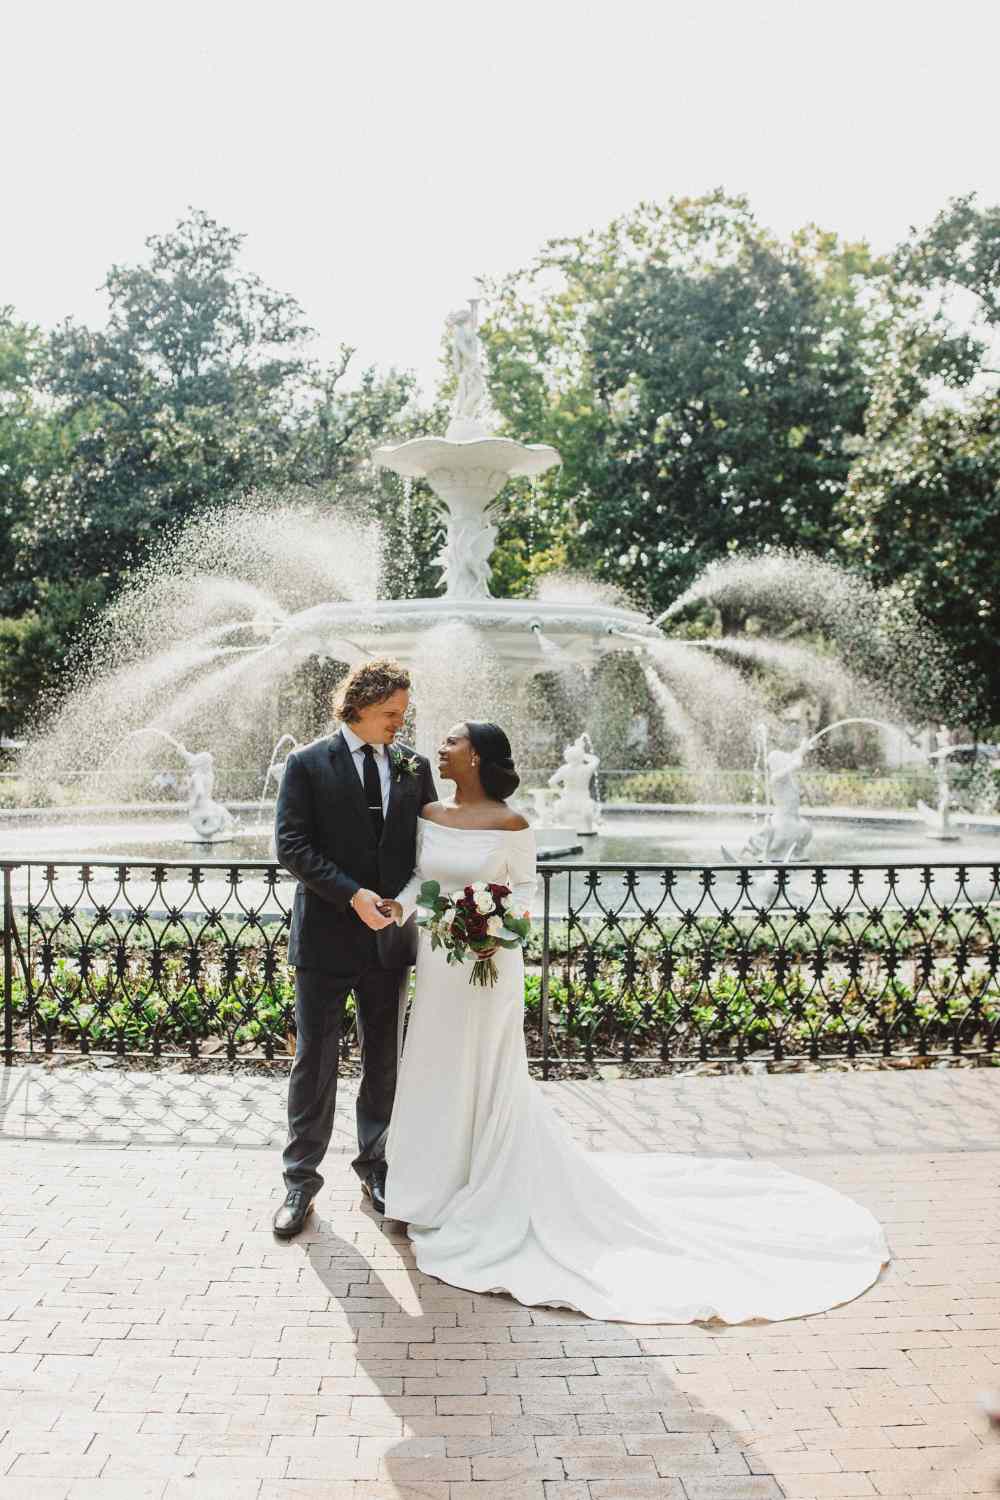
[506,829,538,917]
[394,824,426,925]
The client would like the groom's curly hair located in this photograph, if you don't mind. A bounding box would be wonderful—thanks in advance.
[333,658,411,724]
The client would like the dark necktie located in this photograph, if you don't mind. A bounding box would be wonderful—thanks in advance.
[361,743,384,841]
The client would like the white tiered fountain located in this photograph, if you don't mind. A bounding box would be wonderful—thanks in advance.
[268,300,661,691]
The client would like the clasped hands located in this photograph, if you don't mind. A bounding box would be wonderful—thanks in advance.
[350,888,403,931]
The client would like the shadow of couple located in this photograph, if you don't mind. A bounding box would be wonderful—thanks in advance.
[272,1183,761,1496]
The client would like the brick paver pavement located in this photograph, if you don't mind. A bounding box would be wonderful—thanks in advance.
[1,1064,998,1500]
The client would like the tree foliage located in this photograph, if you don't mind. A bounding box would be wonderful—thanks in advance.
[0,211,417,731]
[840,196,1000,723]
[480,192,885,611]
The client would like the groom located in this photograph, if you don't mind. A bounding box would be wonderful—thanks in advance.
[272,658,436,1237]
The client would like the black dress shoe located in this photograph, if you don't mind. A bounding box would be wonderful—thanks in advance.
[360,1171,386,1216]
[273,1186,314,1239]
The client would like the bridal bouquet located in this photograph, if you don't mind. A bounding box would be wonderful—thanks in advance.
[416,879,531,987]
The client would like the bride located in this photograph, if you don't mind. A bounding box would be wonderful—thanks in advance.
[383,720,889,1324]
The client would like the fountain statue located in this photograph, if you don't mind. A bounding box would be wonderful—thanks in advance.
[918,725,960,840]
[375,298,562,604]
[720,715,982,865]
[528,786,558,826]
[260,733,300,857]
[723,731,814,864]
[445,299,490,439]
[116,728,236,843]
[260,733,300,805]
[549,733,601,835]
[179,748,236,842]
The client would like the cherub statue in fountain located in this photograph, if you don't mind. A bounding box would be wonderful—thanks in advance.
[445,300,489,440]
[917,724,959,840]
[549,733,601,835]
[723,735,814,864]
[181,747,236,842]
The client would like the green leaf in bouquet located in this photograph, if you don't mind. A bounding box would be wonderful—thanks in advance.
[503,913,531,938]
[417,879,441,908]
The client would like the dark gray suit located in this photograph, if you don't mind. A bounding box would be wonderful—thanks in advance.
[275,730,436,1195]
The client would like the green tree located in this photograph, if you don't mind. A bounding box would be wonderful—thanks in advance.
[1,212,424,731]
[841,195,1000,725]
[842,392,999,724]
[0,309,72,612]
[0,580,107,738]
[480,193,885,612]
[32,209,314,586]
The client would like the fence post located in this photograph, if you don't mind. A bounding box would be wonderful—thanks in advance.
[2,866,13,1066]
[540,870,552,1080]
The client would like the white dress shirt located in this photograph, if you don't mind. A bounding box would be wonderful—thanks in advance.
[341,723,391,817]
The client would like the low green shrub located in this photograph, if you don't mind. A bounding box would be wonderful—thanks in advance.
[608,766,939,809]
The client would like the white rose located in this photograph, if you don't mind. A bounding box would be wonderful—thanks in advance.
[450,890,466,904]
[474,893,494,915]
[441,908,456,928]
[486,915,504,937]
[471,881,488,893]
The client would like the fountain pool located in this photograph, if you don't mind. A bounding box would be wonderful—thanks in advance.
[4,804,998,917]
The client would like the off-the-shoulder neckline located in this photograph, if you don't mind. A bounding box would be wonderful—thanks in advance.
[418,818,533,835]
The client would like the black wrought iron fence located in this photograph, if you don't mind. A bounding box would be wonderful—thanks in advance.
[534,862,1000,1071]
[3,858,999,1071]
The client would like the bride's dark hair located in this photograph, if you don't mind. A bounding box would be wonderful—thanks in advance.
[466,721,520,801]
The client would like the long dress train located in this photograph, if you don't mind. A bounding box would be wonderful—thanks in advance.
[384,822,888,1324]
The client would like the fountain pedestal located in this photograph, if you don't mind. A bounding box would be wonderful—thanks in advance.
[375,302,561,601]
[373,432,560,601]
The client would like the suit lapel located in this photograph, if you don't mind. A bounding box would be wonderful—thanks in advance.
[329,730,376,844]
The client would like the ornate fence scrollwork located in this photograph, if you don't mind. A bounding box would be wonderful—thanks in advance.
[532,861,1000,1076]
[3,860,295,1062]
[2,858,998,1070]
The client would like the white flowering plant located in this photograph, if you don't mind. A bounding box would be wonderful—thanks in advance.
[416,879,531,987]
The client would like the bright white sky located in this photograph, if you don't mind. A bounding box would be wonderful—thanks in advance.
[3,0,998,396]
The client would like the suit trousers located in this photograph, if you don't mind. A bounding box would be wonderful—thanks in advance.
[283,959,408,1197]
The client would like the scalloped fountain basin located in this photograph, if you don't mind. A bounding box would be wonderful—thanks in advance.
[275,597,663,671]
[4,806,998,918]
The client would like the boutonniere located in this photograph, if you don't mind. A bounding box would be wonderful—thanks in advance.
[392,751,421,783]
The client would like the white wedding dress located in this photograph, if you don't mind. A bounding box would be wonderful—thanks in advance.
[384,822,889,1324]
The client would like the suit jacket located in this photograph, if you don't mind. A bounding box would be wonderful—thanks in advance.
[275,730,437,975]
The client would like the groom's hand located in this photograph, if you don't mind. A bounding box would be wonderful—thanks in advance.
[350,888,393,930]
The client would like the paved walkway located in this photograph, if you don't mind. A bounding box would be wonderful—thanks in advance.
[1,1065,999,1500]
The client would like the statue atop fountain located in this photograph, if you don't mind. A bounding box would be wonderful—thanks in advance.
[724,732,814,864]
[550,733,601,835]
[445,300,490,440]
[374,299,560,602]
